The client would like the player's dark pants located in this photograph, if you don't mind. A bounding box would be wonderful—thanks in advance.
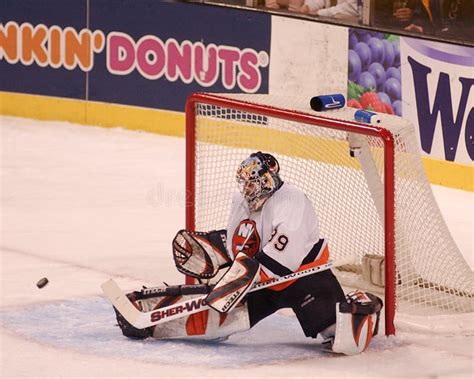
[247,270,345,338]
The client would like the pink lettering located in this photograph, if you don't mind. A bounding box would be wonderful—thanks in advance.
[136,37,165,79]
[105,33,269,93]
[167,39,192,83]
[238,50,260,93]
[107,33,135,75]
[194,43,219,87]
[218,48,240,89]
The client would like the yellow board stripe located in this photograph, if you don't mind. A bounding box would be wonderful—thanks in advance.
[0,91,185,137]
[197,118,359,169]
[422,157,473,191]
[0,91,87,124]
[86,101,184,136]
[1,91,472,191]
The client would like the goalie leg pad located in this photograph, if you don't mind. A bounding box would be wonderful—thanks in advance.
[131,292,250,340]
[152,301,250,340]
[114,292,153,339]
[331,290,383,355]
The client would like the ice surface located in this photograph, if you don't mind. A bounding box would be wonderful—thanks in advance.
[0,116,472,378]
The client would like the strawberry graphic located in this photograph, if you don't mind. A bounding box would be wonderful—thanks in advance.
[347,98,362,109]
[368,101,385,113]
[383,103,394,115]
[359,92,381,110]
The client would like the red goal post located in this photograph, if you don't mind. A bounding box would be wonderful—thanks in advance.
[185,92,396,335]
[185,92,473,337]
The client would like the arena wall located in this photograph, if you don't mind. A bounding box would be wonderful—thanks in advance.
[0,0,472,190]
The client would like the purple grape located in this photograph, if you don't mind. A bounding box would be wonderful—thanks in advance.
[392,42,400,67]
[384,77,401,101]
[386,67,401,81]
[358,71,377,90]
[354,28,369,35]
[354,30,372,43]
[382,40,395,68]
[348,49,362,82]
[349,33,358,50]
[374,32,385,39]
[359,33,372,43]
[392,100,402,116]
[354,42,372,70]
[377,91,391,105]
[368,37,385,64]
[368,62,386,91]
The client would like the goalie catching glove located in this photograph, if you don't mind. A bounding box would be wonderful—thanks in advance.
[172,229,231,279]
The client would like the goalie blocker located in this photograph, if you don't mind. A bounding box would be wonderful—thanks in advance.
[205,252,260,313]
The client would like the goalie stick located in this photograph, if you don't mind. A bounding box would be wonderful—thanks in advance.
[138,283,211,299]
[102,256,356,329]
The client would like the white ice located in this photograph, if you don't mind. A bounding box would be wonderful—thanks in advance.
[0,116,473,378]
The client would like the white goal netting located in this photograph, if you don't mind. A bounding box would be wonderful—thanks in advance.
[188,93,473,334]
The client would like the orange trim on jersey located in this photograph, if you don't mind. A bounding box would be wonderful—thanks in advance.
[261,244,330,291]
[186,310,209,335]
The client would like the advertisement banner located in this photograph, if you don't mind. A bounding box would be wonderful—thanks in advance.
[346,27,473,170]
[0,1,271,111]
[0,0,87,100]
[347,28,402,117]
[401,38,473,165]
[88,1,270,111]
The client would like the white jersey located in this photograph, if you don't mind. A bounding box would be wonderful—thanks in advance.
[226,183,323,279]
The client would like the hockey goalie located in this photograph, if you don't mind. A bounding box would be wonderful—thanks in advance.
[111,152,383,355]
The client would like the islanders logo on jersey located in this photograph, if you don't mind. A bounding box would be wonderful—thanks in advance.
[232,219,261,257]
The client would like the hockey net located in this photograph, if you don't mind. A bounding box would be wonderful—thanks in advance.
[185,93,473,336]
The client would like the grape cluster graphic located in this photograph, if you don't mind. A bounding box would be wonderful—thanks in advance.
[348,29,402,117]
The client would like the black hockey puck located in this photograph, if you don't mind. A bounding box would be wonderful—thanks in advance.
[36,277,49,289]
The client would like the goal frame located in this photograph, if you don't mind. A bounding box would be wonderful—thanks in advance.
[185,92,396,336]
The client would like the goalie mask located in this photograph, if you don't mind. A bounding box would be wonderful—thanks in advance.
[236,152,282,211]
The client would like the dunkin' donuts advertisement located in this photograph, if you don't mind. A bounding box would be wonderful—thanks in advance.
[0,0,271,112]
